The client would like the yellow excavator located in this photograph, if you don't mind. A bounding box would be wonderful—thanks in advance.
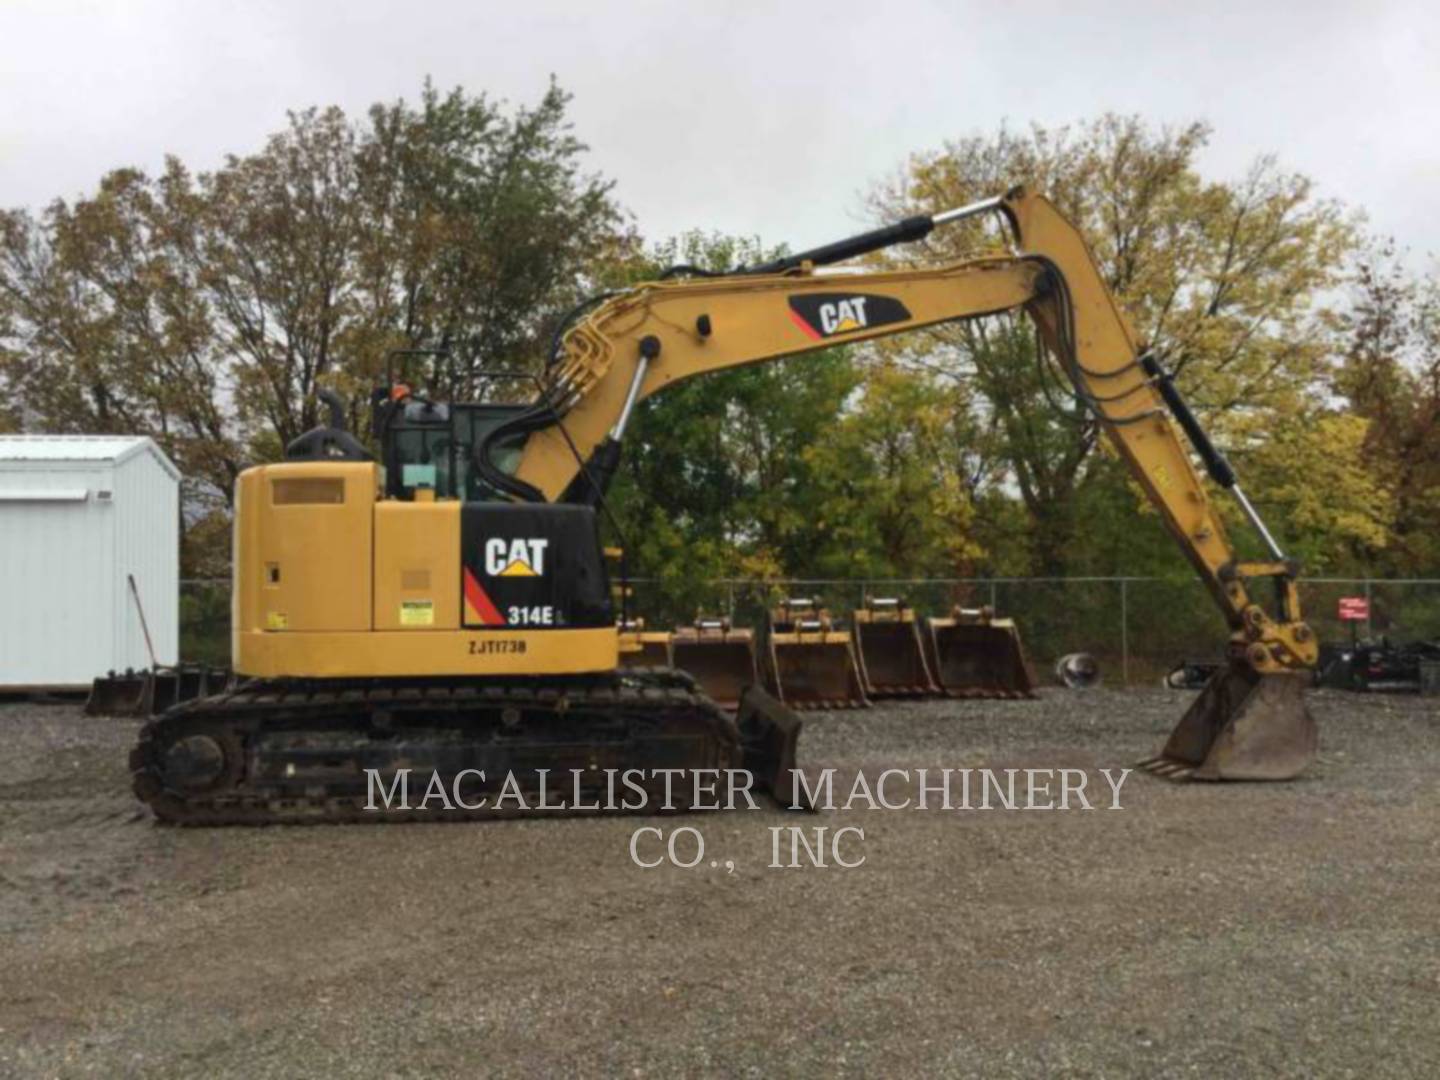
[131,188,1317,823]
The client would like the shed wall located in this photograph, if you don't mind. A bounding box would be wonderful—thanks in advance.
[0,442,179,687]
[112,450,179,668]
[0,463,114,686]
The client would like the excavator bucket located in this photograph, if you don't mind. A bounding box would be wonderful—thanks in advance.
[672,617,759,709]
[922,606,1035,699]
[852,598,938,697]
[764,599,870,710]
[85,668,153,716]
[617,619,672,669]
[1139,661,1317,780]
[85,665,231,717]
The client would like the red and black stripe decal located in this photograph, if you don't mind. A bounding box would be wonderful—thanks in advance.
[462,567,506,626]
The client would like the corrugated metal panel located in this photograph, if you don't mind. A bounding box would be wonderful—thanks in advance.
[112,446,179,667]
[0,435,180,479]
[0,440,179,686]
[0,463,112,687]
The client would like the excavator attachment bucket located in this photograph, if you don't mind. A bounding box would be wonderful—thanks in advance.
[617,620,673,668]
[765,599,870,710]
[672,617,759,709]
[85,668,153,716]
[853,598,938,697]
[923,607,1035,699]
[86,665,231,717]
[1140,662,1317,781]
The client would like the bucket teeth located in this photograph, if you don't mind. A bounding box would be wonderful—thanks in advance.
[1136,756,1196,781]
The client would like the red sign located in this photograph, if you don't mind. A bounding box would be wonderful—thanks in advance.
[1338,597,1370,621]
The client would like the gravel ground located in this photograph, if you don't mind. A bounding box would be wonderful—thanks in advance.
[1,687,1437,1078]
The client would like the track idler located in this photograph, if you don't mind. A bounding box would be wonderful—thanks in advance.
[1139,661,1317,780]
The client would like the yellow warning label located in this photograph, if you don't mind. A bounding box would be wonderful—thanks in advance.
[1152,464,1174,492]
[266,611,289,630]
[400,600,435,626]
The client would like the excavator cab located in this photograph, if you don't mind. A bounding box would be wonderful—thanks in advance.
[671,616,760,709]
[922,606,1035,699]
[764,599,869,710]
[852,598,938,697]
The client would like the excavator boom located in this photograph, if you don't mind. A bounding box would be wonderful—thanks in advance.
[511,187,1318,779]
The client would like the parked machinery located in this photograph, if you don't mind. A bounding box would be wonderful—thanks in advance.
[127,186,1320,825]
[670,616,760,709]
[764,599,870,710]
[923,606,1035,699]
[851,598,939,697]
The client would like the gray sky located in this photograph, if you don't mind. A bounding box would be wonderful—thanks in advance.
[2,0,1436,262]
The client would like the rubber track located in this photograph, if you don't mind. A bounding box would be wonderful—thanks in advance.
[130,667,743,826]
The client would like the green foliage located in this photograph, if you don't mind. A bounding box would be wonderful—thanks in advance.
[0,79,627,572]
[4,96,1436,605]
[871,114,1364,577]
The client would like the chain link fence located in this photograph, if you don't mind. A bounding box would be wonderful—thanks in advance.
[181,576,1440,685]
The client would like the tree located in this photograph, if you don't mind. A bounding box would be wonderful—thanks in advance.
[0,79,628,572]
[1331,246,1440,573]
[870,115,1357,574]
[605,231,866,616]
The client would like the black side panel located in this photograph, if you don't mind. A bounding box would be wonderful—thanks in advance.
[459,504,612,630]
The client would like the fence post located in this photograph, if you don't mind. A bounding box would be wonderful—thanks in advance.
[989,580,998,613]
[1120,578,1130,687]
[727,581,736,623]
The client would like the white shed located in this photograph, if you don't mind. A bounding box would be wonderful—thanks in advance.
[0,435,180,690]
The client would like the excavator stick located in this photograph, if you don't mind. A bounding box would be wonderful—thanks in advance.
[764,599,870,710]
[852,598,939,697]
[617,619,673,668]
[1139,661,1317,781]
[672,617,760,709]
[922,607,1035,699]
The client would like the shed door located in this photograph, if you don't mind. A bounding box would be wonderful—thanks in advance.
[0,491,109,686]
